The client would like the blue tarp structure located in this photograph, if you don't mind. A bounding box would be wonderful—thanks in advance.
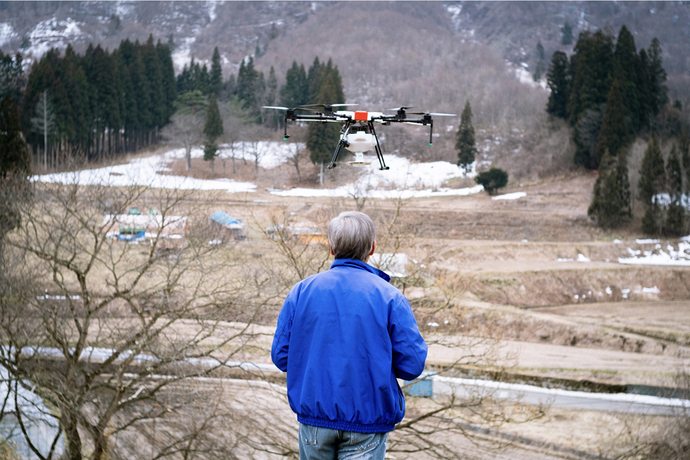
[210,211,243,228]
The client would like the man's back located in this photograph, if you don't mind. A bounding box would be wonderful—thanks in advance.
[272,258,427,433]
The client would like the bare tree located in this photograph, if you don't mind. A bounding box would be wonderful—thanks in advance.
[161,112,205,171]
[0,180,271,460]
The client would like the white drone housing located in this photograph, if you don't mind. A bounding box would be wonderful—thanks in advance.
[344,132,376,153]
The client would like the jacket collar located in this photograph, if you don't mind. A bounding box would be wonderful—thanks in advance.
[330,258,391,283]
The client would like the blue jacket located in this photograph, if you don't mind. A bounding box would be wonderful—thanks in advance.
[271,258,428,433]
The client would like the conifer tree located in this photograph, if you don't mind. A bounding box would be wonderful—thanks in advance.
[664,144,685,235]
[210,47,223,97]
[157,39,177,123]
[0,94,31,240]
[595,79,630,165]
[474,166,508,195]
[647,38,669,120]
[533,42,546,82]
[203,94,223,175]
[613,25,640,135]
[587,150,622,228]
[142,36,164,130]
[567,30,614,126]
[280,61,308,108]
[639,137,666,235]
[0,51,25,103]
[456,101,477,173]
[307,71,341,165]
[616,153,632,220]
[636,49,653,130]
[546,51,570,119]
[264,66,279,128]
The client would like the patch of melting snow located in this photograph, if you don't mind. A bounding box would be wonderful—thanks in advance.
[577,254,590,262]
[606,286,612,295]
[636,238,660,244]
[33,146,482,200]
[271,155,482,200]
[492,192,526,201]
[619,240,690,266]
[613,239,622,244]
[557,258,574,263]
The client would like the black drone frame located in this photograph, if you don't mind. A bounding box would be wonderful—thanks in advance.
[279,105,436,170]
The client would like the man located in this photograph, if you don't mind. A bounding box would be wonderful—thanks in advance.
[271,211,427,459]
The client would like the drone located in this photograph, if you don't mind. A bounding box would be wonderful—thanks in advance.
[262,104,455,170]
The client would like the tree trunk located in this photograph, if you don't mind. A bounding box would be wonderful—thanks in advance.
[62,408,83,460]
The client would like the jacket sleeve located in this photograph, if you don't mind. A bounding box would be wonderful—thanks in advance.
[271,292,295,372]
[389,296,428,381]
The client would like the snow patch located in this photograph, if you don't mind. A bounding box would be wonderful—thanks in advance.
[619,241,690,266]
[492,192,526,201]
[0,23,17,47]
[28,17,83,58]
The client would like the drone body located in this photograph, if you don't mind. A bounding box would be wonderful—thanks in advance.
[262,104,455,170]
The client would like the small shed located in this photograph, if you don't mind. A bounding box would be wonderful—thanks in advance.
[265,221,328,245]
[210,211,245,240]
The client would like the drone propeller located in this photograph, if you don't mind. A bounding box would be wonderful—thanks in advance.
[300,103,353,109]
[387,106,414,112]
[261,105,313,111]
[406,111,457,117]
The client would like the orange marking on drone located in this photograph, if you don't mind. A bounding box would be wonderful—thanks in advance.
[354,111,368,121]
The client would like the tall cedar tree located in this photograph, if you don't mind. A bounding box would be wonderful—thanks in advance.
[280,61,308,108]
[204,94,223,174]
[639,137,666,235]
[456,101,477,173]
[235,57,264,121]
[636,49,653,130]
[307,59,345,166]
[588,149,627,228]
[210,47,223,97]
[546,51,570,119]
[567,30,614,127]
[594,79,630,165]
[264,66,279,128]
[647,38,668,120]
[612,26,640,136]
[0,51,25,103]
[0,95,31,239]
[664,144,685,235]
[157,40,177,124]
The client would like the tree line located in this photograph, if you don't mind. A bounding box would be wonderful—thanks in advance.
[174,51,345,170]
[14,36,177,165]
[546,25,689,234]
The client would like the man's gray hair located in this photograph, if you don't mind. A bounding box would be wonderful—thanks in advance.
[328,211,376,261]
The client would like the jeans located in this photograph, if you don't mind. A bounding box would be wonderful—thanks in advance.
[299,423,388,460]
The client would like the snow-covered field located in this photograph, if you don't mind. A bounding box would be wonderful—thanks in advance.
[33,142,484,199]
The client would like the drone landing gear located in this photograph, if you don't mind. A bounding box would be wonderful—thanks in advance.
[369,122,389,170]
